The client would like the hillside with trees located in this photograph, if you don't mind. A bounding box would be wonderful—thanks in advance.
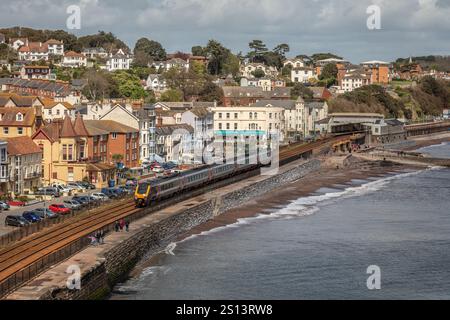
[329,76,450,120]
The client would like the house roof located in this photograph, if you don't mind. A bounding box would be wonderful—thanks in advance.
[73,114,90,136]
[188,107,210,118]
[0,107,36,127]
[45,39,63,45]
[251,100,296,110]
[83,120,138,136]
[4,136,42,156]
[156,124,194,136]
[65,51,84,58]
[60,116,77,138]
[18,42,48,53]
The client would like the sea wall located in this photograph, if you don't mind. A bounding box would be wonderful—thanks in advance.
[40,159,322,300]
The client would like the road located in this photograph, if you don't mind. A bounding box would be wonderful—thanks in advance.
[0,190,100,236]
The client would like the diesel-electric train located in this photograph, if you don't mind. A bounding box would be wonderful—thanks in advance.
[134,159,260,207]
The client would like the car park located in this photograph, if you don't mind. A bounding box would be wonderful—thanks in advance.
[77,181,96,190]
[5,215,30,227]
[63,200,83,210]
[49,204,71,215]
[35,187,61,197]
[52,184,71,194]
[91,193,109,201]
[67,182,86,192]
[33,208,58,219]
[22,211,42,223]
[0,201,10,211]
[101,188,119,199]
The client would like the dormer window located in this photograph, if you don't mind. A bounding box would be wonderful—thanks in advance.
[16,113,23,121]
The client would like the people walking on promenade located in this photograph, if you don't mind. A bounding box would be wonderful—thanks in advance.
[114,221,120,232]
[125,220,130,232]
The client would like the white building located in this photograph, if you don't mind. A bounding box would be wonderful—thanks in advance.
[9,38,28,51]
[145,74,167,91]
[42,101,76,120]
[62,51,87,68]
[291,67,317,83]
[0,140,8,195]
[82,47,108,59]
[341,72,370,92]
[106,49,133,72]
[283,58,305,69]
[240,63,279,78]
[45,39,64,56]
[18,42,49,61]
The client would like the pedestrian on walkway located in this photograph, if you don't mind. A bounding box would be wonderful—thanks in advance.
[114,221,120,232]
[125,220,130,232]
[99,230,104,244]
[119,219,125,231]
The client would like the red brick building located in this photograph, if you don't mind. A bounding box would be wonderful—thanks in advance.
[84,120,140,169]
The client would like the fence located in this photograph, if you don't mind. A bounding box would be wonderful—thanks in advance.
[0,202,101,248]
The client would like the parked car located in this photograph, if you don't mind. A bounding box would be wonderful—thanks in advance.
[5,215,30,227]
[72,196,99,206]
[33,208,58,219]
[22,211,42,223]
[52,184,71,194]
[77,181,96,190]
[63,200,83,210]
[35,187,60,197]
[49,204,71,215]
[101,188,119,199]
[0,201,10,210]
[91,193,109,201]
[152,166,164,174]
[67,182,86,192]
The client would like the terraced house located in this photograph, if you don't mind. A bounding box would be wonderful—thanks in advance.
[4,136,42,196]
[32,115,138,187]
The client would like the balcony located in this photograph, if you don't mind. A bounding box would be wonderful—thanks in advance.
[24,172,41,180]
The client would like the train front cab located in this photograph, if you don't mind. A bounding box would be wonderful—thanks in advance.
[135,182,151,207]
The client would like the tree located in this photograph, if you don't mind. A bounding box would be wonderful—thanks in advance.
[199,81,223,102]
[273,43,290,58]
[248,39,268,63]
[112,71,148,99]
[160,89,183,102]
[82,69,112,100]
[192,46,207,57]
[112,154,124,163]
[291,83,314,100]
[222,53,241,77]
[133,37,166,64]
[251,69,266,78]
[205,40,230,75]
[311,53,342,62]
[320,63,338,80]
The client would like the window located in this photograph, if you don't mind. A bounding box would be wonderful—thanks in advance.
[62,144,68,161]
[56,109,60,116]
[0,148,6,162]
[112,133,117,139]
[249,112,253,119]
[16,113,23,121]
[18,127,23,135]
[226,113,230,119]
[234,113,238,119]
[234,123,238,130]
[3,127,8,135]
[218,123,222,130]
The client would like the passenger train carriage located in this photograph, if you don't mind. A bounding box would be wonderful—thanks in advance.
[134,159,258,207]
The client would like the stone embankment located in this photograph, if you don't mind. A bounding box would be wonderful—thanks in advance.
[8,158,321,300]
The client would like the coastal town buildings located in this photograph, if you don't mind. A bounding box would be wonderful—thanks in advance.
[62,51,88,68]
[5,136,43,195]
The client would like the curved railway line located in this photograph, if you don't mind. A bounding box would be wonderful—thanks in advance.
[0,133,359,298]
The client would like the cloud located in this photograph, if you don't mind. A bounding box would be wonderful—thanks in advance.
[0,0,449,62]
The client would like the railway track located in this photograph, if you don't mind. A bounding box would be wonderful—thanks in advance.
[0,133,356,298]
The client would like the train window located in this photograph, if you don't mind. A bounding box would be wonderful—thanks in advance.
[137,183,148,194]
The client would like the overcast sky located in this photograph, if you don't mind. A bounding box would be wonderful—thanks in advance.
[1,0,449,63]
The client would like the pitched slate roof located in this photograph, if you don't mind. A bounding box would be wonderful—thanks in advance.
[251,100,297,109]
[60,116,77,138]
[0,107,36,126]
[156,124,194,136]
[83,120,138,136]
[4,136,42,156]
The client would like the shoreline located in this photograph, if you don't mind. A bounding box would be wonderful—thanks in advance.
[118,156,422,286]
